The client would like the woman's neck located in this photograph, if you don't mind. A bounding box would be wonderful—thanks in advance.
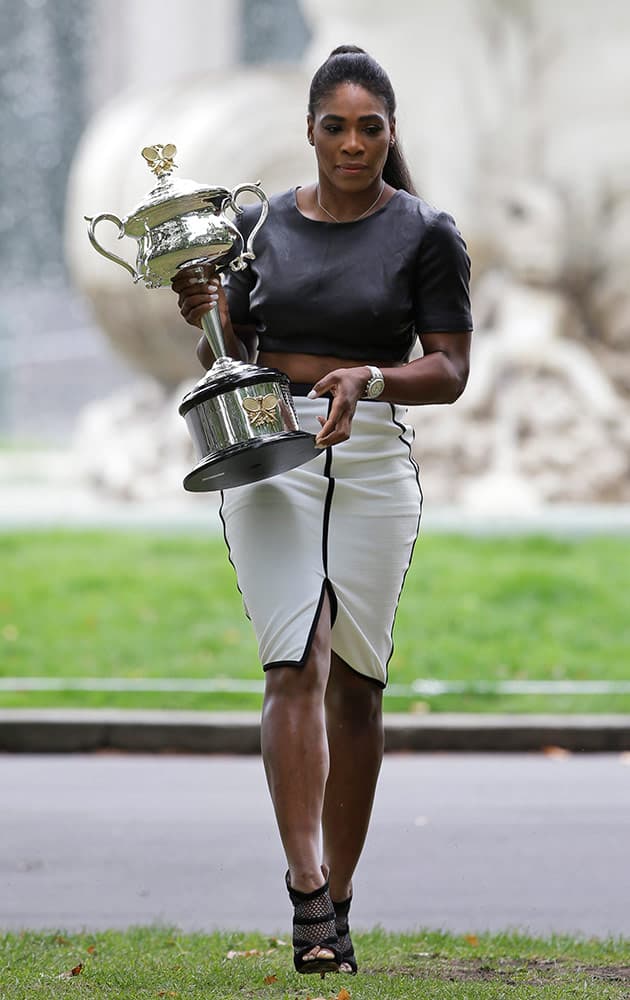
[298,180,392,223]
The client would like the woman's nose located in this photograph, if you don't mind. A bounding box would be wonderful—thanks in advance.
[341,130,364,155]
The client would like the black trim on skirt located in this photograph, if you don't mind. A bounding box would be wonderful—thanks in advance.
[384,403,423,686]
[263,395,338,672]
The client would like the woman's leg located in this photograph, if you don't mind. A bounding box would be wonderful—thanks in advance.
[260,593,332,895]
[322,654,384,903]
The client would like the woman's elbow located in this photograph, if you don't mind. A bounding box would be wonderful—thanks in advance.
[450,362,469,402]
[439,353,469,403]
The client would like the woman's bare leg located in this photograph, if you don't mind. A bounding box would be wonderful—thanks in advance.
[322,654,384,903]
[260,593,332,895]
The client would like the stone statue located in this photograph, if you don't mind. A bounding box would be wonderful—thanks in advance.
[410,179,630,508]
[461,179,622,421]
[65,0,630,504]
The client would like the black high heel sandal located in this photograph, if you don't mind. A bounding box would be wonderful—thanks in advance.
[333,895,358,975]
[285,871,341,976]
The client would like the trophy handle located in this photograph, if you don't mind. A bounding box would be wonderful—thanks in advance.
[84,213,142,282]
[225,183,269,272]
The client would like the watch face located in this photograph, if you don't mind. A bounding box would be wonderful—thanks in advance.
[367,377,385,398]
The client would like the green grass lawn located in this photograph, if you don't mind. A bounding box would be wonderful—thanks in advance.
[1,928,629,999]
[1,530,629,714]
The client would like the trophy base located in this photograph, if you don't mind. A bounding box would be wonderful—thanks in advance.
[183,431,319,492]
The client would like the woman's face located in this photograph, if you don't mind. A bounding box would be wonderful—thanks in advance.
[307,82,394,192]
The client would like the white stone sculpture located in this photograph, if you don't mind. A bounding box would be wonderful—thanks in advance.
[65,66,314,389]
[65,0,630,505]
[461,180,622,421]
[73,378,196,500]
[411,179,630,508]
[588,186,630,396]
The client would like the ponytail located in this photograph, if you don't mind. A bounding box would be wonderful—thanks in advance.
[383,138,417,196]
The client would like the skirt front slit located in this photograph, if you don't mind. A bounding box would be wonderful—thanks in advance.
[219,396,422,687]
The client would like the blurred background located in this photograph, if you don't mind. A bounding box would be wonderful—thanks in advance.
[2,0,630,520]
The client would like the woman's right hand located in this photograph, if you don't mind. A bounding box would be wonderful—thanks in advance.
[171,265,231,332]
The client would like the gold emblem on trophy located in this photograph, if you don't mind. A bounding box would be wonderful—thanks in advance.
[242,394,281,428]
[140,143,178,178]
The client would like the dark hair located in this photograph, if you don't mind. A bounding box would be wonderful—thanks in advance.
[308,44,417,196]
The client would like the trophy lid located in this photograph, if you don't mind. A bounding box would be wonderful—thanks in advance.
[123,144,230,236]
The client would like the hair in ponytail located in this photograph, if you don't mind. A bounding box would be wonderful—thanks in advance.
[308,45,417,196]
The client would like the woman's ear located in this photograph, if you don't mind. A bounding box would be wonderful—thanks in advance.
[306,114,315,146]
[389,116,397,147]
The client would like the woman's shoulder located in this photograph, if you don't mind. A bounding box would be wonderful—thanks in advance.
[391,189,462,236]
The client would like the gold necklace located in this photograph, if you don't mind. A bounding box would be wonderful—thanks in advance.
[316,182,385,223]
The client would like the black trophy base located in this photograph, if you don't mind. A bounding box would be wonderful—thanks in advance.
[183,431,320,492]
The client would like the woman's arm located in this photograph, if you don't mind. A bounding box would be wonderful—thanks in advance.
[308,330,471,447]
[379,330,471,405]
[171,267,257,368]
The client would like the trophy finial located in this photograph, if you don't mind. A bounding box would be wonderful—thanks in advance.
[141,143,178,178]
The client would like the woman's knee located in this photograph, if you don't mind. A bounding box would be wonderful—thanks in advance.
[326,657,383,725]
[264,593,332,701]
[264,663,326,704]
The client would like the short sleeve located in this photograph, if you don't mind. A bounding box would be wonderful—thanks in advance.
[414,211,473,333]
[222,263,254,325]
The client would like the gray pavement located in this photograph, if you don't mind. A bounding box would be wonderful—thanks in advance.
[1,753,629,938]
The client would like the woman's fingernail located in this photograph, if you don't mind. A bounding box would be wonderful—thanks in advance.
[307,390,317,399]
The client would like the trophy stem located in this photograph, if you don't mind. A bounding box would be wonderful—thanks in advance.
[201,304,232,367]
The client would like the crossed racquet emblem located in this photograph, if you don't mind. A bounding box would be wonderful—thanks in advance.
[241,393,280,427]
[141,143,178,178]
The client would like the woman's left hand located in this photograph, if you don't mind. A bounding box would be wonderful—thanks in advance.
[308,366,371,447]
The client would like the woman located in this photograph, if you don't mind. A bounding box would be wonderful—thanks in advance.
[172,45,473,977]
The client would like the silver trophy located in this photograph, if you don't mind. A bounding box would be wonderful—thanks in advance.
[85,143,318,491]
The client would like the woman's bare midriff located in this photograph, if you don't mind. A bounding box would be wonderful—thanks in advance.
[257,350,404,384]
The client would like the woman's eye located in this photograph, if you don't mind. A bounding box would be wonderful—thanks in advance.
[324,125,341,133]
[364,125,383,135]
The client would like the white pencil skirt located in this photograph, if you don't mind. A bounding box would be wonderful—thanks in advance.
[218,392,423,687]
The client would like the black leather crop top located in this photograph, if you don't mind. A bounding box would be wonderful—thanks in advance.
[222,188,473,363]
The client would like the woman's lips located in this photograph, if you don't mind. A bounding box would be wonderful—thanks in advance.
[337,165,367,173]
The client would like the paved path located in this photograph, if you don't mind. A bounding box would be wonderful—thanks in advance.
[1,753,629,938]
